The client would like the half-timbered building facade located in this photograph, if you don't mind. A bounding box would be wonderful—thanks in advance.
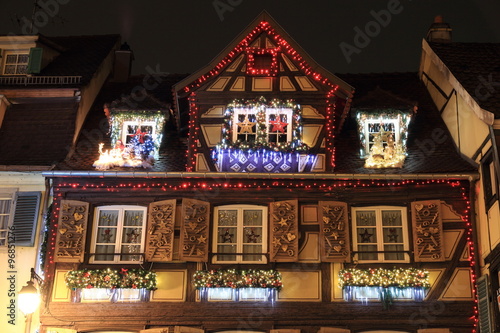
[40,12,479,333]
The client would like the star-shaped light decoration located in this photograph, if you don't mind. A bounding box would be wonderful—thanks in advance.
[360,229,373,243]
[237,115,256,134]
[269,115,288,133]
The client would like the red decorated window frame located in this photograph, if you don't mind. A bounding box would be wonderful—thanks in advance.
[246,47,280,76]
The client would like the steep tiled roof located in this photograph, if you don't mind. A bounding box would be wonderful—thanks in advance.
[40,34,120,85]
[0,98,78,166]
[335,72,477,174]
[57,72,476,175]
[429,42,500,118]
[57,74,189,171]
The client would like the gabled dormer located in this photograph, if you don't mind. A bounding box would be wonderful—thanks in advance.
[0,34,64,76]
[173,11,354,173]
[353,87,415,168]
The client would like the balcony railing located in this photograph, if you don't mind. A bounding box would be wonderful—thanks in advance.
[0,75,82,85]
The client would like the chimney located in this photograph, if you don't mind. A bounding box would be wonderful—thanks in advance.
[113,42,134,82]
[426,15,452,43]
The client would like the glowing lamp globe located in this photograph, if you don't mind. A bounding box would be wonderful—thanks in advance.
[18,281,40,315]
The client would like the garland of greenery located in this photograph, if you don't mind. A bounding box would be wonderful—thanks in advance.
[193,269,282,290]
[65,268,157,290]
[339,267,430,288]
[108,110,166,149]
[216,97,308,153]
[356,109,412,157]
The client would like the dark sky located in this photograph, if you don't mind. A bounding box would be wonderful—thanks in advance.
[1,0,500,76]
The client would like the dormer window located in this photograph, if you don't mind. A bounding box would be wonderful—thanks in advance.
[214,97,311,173]
[221,97,304,152]
[246,48,279,76]
[3,52,29,75]
[356,110,412,168]
[231,106,293,146]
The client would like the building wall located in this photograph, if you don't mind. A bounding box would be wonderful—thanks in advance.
[0,172,48,333]
[40,177,475,333]
[419,40,497,259]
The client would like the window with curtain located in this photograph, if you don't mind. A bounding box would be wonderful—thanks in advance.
[2,52,29,75]
[91,205,147,264]
[352,206,409,263]
[213,205,267,264]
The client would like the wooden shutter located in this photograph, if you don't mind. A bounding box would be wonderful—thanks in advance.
[54,200,89,262]
[180,199,210,262]
[477,275,494,333]
[27,47,43,74]
[269,200,298,262]
[145,199,176,262]
[12,192,41,246]
[318,201,350,262]
[411,200,444,262]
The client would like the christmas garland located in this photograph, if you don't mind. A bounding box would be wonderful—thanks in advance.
[216,97,308,153]
[338,268,430,288]
[108,110,166,149]
[193,269,282,290]
[65,268,157,290]
[356,109,412,158]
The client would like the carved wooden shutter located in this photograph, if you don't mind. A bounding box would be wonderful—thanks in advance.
[180,199,210,262]
[411,200,445,262]
[54,200,89,262]
[145,200,176,262]
[269,200,298,262]
[318,201,350,262]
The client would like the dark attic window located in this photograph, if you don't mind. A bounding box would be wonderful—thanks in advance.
[246,48,279,76]
[254,54,273,70]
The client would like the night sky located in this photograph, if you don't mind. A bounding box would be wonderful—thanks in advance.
[1,0,500,76]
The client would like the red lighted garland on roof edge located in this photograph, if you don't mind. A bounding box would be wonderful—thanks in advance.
[182,21,340,93]
[182,21,342,170]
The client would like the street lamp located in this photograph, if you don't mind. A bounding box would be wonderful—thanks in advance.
[18,268,44,316]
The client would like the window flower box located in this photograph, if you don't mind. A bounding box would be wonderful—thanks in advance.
[65,268,156,303]
[339,268,429,306]
[70,287,151,303]
[199,287,277,302]
[193,269,282,302]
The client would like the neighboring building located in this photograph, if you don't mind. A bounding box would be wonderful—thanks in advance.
[0,32,122,333]
[40,12,479,333]
[419,18,500,333]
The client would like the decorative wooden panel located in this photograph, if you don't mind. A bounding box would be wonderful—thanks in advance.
[318,201,350,262]
[145,200,176,262]
[411,200,445,262]
[270,200,298,262]
[180,199,210,262]
[54,200,89,262]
